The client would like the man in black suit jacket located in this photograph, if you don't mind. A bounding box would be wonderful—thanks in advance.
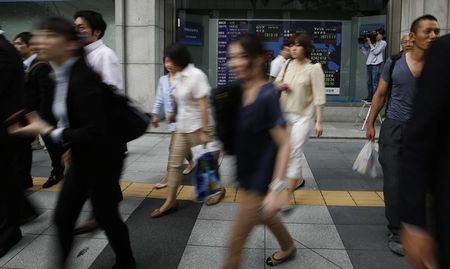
[0,31,25,258]
[8,18,135,268]
[15,31,64,188]
[400,34,450,269]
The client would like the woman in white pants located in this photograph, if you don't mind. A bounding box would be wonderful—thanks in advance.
[275,33,326,200]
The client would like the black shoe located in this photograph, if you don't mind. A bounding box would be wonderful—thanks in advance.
[387,233,404,256]
[73,220,99,235]
[42,173,63,188]
[111,259,136,269]
[0,229,22,258]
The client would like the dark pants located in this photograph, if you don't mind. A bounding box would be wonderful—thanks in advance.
[53,147,133,266]
[0,142,23,250]
[14,138,33,189]
[366,63,382,100]
[379,118,407,233]
[42,135,64,177]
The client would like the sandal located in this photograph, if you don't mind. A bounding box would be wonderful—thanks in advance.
[182,163,194,175]
[205,187,226,206]
[266,247,297,266]
[155,176,168,189]
[292,178,305,190]
[150,204,178,218]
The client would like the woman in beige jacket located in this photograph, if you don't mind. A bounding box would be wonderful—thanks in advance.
[275,33,326,201]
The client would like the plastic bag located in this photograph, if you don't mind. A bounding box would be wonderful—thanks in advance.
[353,141,381,178]
[191,141,223,202]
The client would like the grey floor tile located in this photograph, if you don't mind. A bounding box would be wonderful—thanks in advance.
[118,196,145,214]
[266,223,345,250]
[328,207,387,226]
[28,191,59,210]
[187,219,264,248]
[336,225,389,251]
[197,203,238,221]
[21,210,54,235]
[178,245,265,269]
[30,165,51,177]
[280,206,333,224]
[265,248,352,269]
[0,235,38,267]
[347,250,410,269]
[4,235,108,269]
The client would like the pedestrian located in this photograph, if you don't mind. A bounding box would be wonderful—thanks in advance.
[400,33,450,269]
[14,31,64,189]
[8,17,135,268]
[366,14,440,256]
[72,10,126,235]
[269,41,290,81]
[150,43,225,218]
[151,56,194,189]
[221,33,295,269]
[274,33,326,207]
[0,29,27,259]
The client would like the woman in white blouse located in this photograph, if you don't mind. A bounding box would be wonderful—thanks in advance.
[150,44,224,218]
[275,33,326,202]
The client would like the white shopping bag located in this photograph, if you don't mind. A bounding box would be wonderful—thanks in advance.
[353,141,381,178]
[191,140,222,165]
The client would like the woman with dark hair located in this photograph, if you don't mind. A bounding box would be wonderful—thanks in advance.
[151,56,194,189]
[222,34,295,268]
[8,17,135,268]
[150,43,225,217]
[275,33,326,205]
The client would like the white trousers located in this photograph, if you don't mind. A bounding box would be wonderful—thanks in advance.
[285,113,314,180]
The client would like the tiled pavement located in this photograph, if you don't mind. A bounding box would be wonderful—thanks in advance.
[1,134,410,269]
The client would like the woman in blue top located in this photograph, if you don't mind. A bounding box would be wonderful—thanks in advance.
[151,57,194,189]
[222,34,296,268]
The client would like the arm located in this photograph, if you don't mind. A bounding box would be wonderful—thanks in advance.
[366,78,389,141]
[370,40,386,56]
[151,78,165,127]
[311,63,326,137]
[198,96,210,144]
[269,125,290,181]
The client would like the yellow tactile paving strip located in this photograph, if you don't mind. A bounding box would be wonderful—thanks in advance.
[31,177,385,207]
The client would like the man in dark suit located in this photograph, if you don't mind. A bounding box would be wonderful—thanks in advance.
[0,31,25,258]
[400,34,450,269]
[9,18,135,268]
[14,31,64,188]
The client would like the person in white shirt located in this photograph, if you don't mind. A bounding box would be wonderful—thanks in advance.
[269,41,290,81]
[74,10,123,93]
[72,10,125,235]
[359,28,387,101]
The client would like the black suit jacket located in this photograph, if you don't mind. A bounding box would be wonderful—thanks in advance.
[52,57,120,164]
[400,34,450,265]
[0,34,25,145]
[25,59,55,124]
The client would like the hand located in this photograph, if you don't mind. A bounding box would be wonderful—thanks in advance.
[8,111,53,137]
[366,125,376,141]
[151,116,159,128]
[61,149,71,167]
[276,83,290,92]
[167,113,176,123]
[315,122,323,137]
[199,131,210,145]
[366,37,372,45]
[401,226,437,269]
[261,190,283,220]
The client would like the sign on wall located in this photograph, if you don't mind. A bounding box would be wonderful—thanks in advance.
[217,20,342,94]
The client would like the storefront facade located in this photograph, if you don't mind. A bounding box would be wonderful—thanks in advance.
[1,0,449,113]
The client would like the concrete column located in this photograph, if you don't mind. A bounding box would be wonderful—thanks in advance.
[115,0,164,111]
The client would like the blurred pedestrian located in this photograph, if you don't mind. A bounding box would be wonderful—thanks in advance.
[150,43,225,218]
[8,17,135,268]
[269,41,290,81]
[222,33,295,268]
[400,33,450,269]
[14,31,64,189]
[151,56,194,189]
[275,33,326,208]
[366,14,440,256]
[400,34,413,52]
[0,29,27,259]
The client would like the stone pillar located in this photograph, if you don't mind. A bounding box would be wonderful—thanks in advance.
[388,0,449,55]
[115,0,165,111]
